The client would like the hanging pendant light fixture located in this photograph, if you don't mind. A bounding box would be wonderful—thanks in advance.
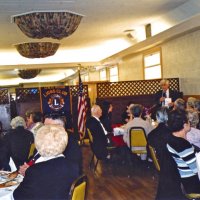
[15,42,60,58]
[12,11,83,40]
[18,69,42,79]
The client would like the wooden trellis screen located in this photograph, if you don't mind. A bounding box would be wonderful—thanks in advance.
[96,78,180,124]
[0,88,9,104]
[15,85,88,102]
[97,78,179,98]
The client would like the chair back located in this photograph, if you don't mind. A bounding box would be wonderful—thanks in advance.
[87,128,93,143]
[148,145,160,172]
[129,127,147,154]
[28,143,35,159]
[69,174,87,200]
[79,131,85,140]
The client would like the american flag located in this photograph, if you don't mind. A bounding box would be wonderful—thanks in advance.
[77,72,87,137]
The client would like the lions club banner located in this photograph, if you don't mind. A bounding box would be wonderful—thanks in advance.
[40,86,71,115]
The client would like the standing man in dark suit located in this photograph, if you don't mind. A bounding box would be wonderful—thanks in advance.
[86,104,109,160]
[155,79,178,108]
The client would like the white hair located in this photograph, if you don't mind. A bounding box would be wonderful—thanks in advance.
[10,116,26,129]
[35,125,68,157]
[160,79,169,86]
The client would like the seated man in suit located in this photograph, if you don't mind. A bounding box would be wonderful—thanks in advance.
[86,104,109,160]
[155,79,178,108]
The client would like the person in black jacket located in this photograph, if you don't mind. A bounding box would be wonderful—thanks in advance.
[18,114,82,176]
[100,101,113,133]
[148,107,186,200]
[14,125,78,200]
[0,116,34,170]
[86,104,109,160]
[155,79,178,108]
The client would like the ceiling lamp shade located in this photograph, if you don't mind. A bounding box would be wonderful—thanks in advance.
[18,69,41,79]
[13,11,83,40]
[15,42,60,58]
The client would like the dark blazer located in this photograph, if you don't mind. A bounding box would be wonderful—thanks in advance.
[148,123,171,162]
[86,116,108,159]
[13,157,79,200]
[63,132,82,175]
[0,126,34,170]
[100,112,113,133]
[154,89,178,107]
[148,123,185,200]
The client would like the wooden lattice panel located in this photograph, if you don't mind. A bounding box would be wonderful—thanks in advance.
[0,89,9,104]
[69,85,88,97]
[16,88,40,102]
[97,78,179,98]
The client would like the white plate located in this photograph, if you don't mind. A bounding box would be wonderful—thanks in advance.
[0,171,23,184]
[0,171,9,178]
[0,180,19,190]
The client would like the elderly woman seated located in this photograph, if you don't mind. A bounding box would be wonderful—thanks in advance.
[167,110,200,194]
[13,125,79,200]
[186,97,199,128]
[0,116,34,170]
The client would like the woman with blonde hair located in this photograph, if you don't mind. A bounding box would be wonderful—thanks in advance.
[14,125,78,200]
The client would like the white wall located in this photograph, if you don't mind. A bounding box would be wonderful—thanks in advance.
[118,54,143,81]
[117,29,200,95]
[162,30,200,95]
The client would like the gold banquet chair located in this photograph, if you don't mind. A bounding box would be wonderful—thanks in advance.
[69,174,87,200]
[78,130,90,146]
[148,145,160,172]
[87,128,98,171]
[185,193,200,199]
[28,143,35,159]
[87,128,116,172]
[129,127,147,156]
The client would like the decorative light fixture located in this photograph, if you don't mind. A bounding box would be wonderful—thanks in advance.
[18,69,41,79]
[15,42,60,58]
[12,11,83,40]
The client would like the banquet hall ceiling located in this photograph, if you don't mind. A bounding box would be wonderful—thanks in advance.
[0,0,199,86]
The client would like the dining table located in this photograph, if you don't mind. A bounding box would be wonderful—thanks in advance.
[111,119,158,147]
[0,171,23,200]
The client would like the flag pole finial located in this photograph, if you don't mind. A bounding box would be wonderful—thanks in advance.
[77,64,81,71]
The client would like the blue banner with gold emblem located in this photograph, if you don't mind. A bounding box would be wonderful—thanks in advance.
[40,86,71,116]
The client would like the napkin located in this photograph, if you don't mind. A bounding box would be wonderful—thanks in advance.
[9,158,17,172]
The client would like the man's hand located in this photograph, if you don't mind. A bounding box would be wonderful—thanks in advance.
[18,162,30,177]
[160,97,165,102]
[168,102,174,107]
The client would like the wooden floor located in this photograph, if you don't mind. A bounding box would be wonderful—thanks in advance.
[81,146,158,200]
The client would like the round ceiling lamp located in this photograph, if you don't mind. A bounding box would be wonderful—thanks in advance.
[15,42,60,58]
[18,69,42,79]
[12,11,83,40]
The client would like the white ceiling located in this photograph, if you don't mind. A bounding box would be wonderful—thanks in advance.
[0,0,199,86]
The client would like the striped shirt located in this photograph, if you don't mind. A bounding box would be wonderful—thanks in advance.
[167,135,198,178]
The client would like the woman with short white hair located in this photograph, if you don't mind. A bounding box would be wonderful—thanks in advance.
[10,116,26,129]
[14,125,79,200]
[0,116,34,170]
[35,125,68,157]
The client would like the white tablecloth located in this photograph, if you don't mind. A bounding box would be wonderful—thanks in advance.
[0,185,17,200]
[113,127,125,136]
[0,172,23,200]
